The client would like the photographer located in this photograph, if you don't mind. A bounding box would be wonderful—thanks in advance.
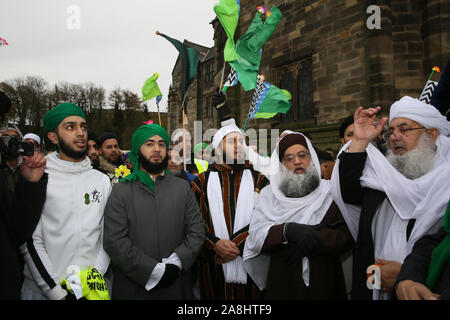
[0,91,48,299]
[0,132,48,299]
[0,123,24,194]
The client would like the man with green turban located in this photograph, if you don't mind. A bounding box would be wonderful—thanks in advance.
[103,124,205,299]
[21,103,112,300]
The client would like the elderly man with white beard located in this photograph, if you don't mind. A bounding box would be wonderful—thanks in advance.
[243,132,354,300]
[330,96,450,300]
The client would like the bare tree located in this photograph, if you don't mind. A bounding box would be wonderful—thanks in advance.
[0,76,48,130]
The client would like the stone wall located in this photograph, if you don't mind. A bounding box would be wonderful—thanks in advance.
[167,0,450,152]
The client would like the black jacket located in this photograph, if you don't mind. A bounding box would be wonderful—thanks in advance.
[339,151,416,300]
[0,170,47,299]
[396,227,450,300]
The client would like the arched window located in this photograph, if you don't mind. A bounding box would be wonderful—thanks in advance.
[276,58,314,123]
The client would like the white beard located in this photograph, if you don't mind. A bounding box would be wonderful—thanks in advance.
[386,133,437,180]
[279,162,320,198]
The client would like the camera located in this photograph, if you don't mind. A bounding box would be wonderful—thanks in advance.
[0,134,35,160]
[0,91,34,162]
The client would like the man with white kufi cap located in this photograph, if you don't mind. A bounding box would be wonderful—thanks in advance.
[191,112,269,299]
[23,133,42,153]
[330,96,450,300]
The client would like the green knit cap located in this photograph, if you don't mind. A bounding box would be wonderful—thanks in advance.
[43,103,86,133]
[120,124,170,190]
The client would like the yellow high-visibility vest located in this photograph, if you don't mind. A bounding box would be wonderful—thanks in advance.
[194,158,209,174]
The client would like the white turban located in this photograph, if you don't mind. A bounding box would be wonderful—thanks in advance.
[23,133,41,145]
[390,96,450,136]
[211,122,243,150]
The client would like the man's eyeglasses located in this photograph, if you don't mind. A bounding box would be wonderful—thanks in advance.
[283,151,310,163]
[386,126,425,139]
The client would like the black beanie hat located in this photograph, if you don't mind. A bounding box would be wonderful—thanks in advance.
[317,149,334,163]
[87,131,99,145]
[98,132,119,147]
[339,115,354,138]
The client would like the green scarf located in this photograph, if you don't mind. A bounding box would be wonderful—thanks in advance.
[43,103,86,133]
[425,199,450,290]
[120,124,170,191]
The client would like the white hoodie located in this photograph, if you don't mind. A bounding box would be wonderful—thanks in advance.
[21,152,112,300]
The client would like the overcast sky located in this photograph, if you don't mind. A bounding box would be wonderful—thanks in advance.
[0,0,216,112]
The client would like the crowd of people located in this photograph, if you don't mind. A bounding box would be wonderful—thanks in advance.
[1,71,449,301]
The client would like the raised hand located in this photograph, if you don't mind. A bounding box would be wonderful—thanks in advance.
[20,152,46,182]
[348,106,388,152]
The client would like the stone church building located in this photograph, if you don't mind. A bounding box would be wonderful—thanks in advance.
[167,0,449,152]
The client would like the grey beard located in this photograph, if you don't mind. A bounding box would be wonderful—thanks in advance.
[279,163,320,198]
[386,132,437,180]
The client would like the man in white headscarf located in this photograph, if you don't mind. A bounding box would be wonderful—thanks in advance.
[191,119,269,300]
[243,132,353,299]
[330,96,450,300]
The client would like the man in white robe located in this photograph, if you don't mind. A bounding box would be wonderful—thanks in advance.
[244,132,353,299]
[330,96,450,299]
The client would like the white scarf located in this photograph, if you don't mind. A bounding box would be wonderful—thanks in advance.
[46,152,92,174]
[207,169,255,284]
[243,132,335,290]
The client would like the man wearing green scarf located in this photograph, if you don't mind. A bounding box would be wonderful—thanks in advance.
[395,200,450,300]
[103,124,205,299]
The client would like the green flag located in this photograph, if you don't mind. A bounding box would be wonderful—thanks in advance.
[158,33,200,99]
[254,86,291,118]
[214,0,240,62]
[248,79,291,119]
[142,72,162,101]
[229,6,283,91]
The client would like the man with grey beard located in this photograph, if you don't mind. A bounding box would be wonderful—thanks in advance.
[385,131,437,180]
[331,96,450,300]
[278,157,320,198]
[243,132,353,299]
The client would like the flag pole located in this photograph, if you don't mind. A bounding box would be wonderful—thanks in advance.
[157,105,162,126]
[219,61,226,91]
[428,66,441,81]
[181,94,188,172]
[243,115,250,132]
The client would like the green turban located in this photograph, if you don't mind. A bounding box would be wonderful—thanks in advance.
[121,124,170,190]
[43,103,86,133]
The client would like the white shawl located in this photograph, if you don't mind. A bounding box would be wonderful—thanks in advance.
[243,132,335,290]
[207,169,254,284]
